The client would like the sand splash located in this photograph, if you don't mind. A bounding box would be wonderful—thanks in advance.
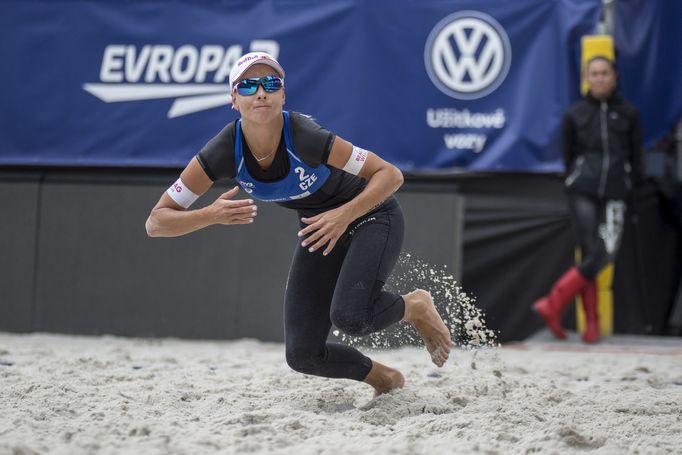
[334,252,498,350]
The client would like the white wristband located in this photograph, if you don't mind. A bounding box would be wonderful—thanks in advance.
[167,178,199,209]
[342,145,369,175]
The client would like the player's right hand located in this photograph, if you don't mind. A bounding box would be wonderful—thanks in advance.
[208,186,257,225]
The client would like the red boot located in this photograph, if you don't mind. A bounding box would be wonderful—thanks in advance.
[581,281,599,343]
[533,267,589,339]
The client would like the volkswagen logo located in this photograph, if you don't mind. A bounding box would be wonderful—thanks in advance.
[425,11,512,100]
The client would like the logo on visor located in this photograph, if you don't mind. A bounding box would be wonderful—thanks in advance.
[82,41,279,118]
[424,11,511,100]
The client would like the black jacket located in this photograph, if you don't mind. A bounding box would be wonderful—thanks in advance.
[563,92,643,200]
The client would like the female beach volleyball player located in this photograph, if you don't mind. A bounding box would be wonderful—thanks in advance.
[145,52,452,395]
[533,56,643,343]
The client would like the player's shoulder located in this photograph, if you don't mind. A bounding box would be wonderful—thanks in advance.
[568,97,591,114]
[216,120,237,140]
[196,120,238,181]
[203,120,237,153]
[289,111,326,130]
[563,98,592,125]
[613,94,639,118]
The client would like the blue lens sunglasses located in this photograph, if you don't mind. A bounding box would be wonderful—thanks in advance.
[233,76,284,96]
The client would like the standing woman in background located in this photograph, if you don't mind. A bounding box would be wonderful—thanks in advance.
[145,52,452,396]
[533,56,644,343]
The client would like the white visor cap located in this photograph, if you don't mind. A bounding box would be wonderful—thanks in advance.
[229,52,285,89]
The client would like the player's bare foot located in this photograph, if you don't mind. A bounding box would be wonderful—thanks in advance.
[402,289,452,367]
[363,360,405,397]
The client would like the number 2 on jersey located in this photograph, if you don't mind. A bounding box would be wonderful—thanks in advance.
[295,166,317,191]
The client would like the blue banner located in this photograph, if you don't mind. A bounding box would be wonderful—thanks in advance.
[0,0,601,170]
[614,0,682,148]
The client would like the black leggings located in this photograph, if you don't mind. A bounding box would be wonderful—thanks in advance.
[284,197,405,381]
[568,193,627,280]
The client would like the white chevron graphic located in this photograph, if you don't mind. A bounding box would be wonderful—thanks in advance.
[82,83,232,118]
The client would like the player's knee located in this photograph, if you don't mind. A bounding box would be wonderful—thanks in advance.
[581,252,610,280]
[330,309,372,337]
[596,251,614,272]
[285,344,323,374]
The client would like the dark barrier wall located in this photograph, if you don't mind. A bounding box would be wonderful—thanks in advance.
[0,170,463,342]
[613,183,682,335]
[1,174,40,333]
[1,170,680,341]
[453,174,576,339]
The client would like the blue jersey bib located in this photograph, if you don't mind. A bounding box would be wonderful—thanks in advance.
[235,111,331,202]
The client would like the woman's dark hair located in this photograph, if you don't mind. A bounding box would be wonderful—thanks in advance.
[586,55,618,73]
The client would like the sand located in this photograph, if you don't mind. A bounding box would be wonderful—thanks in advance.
[1,332,681,455]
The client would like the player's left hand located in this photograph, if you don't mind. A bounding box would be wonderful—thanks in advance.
[298,207,353,256]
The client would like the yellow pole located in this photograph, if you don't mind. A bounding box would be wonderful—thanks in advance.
[575,262,614,336]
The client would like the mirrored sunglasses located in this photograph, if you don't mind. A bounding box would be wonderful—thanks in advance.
[234,76,284,96]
